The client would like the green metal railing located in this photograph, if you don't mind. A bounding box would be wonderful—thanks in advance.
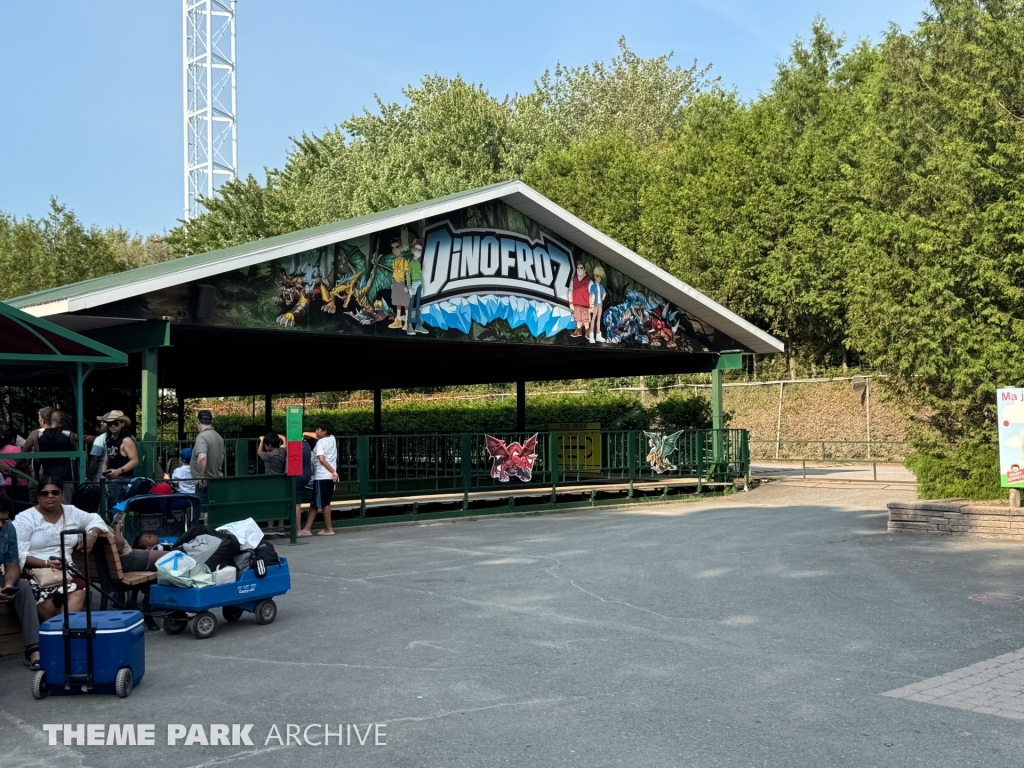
[139,430,748,492]
[2,431,748,528]
[748,440,909,462]
[146,429,748,504]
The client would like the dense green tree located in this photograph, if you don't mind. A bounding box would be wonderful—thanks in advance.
[526,131,653,251]
[846,0,1024,497]
[644,22,876,371]
[1,200,117,300]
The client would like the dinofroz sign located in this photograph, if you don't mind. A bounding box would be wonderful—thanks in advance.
[421,222,574,305]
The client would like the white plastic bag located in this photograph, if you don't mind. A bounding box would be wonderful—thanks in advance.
[216,518,264,551]
[213,565,237,585]
[156,551,215,589]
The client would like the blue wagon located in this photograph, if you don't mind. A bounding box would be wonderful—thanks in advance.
[148,558,290,640]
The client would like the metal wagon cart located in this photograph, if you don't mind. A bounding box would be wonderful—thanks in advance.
[148,558,290,640]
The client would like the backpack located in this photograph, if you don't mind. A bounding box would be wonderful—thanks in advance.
[171,524,241,571]
[233,541,281,577]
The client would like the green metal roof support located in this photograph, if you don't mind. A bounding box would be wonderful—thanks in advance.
[1,301,128,482]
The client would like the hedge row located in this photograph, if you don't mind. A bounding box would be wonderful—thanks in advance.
[208,392,713,436]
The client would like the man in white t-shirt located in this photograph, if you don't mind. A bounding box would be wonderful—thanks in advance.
[87,418,107,481]
[300,424,337,537]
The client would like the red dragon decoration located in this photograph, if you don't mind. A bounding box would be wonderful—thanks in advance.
[485,434,539,483]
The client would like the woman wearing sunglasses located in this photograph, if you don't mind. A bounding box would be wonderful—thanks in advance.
[11,474,108,669]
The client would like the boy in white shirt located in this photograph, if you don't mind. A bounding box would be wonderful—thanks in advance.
[300,424,337,537]
[171,448,196,494]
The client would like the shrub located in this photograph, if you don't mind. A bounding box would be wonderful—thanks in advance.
[653,392,713,431]
[905,436,1003,501]
[207,392,705,436]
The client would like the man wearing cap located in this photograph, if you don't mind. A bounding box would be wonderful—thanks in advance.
[191,410,224,517]
[100,410,138,507]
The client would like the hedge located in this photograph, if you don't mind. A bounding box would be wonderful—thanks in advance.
[208,392,712,437]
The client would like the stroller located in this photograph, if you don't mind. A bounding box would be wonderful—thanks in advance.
[112,491,201,548]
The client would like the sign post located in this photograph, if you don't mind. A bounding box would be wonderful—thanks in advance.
[998,388,1024,506]
[286,407,303,475]
[285,406,303,543]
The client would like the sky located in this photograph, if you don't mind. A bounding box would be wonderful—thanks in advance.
[0,0,931,236]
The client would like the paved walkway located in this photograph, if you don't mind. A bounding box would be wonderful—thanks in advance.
[5,482,1024,767]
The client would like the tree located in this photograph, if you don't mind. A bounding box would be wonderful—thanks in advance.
[530,36,714,148]
[526,131,653,252]
[644,22,875,372]
[846,0,1024,497]
[0,199,121,301]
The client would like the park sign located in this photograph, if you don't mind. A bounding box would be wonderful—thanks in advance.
[286,406,303,477]
[998,388,1024,488]
[78,197,717,354]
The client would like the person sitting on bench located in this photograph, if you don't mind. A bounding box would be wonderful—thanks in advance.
[11,475,107,648]
[0,494,40,670]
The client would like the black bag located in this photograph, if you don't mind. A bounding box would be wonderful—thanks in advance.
[233,541,280,576]
[124,477,154,499]
[171,524,241,571]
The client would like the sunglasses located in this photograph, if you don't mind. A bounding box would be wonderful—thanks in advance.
[38,489,62,497]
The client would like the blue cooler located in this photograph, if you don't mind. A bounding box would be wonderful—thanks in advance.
[38,610,145,697]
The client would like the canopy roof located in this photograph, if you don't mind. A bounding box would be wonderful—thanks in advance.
[0,301,127,369]
[9,181,783,355]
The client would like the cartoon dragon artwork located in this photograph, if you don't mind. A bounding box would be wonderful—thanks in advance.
[602,290,685,349]
[485,434,539,483]
[320,241,397,324]
[644,430,685,474]
[275,275,311,327]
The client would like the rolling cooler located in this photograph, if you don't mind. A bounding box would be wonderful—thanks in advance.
[32,528,145,699]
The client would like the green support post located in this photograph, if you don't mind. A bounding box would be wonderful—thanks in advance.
[711,368,724,431]
[696,430,704,494]
[357,436,369,518]
[627,430,637,481]
[140,347,159,479]
[711,368,723,481]
[461,434,472,511]
[74,363,86,482]
[548,432,559,504]
[741,429,750,490]
[234,439,248,476]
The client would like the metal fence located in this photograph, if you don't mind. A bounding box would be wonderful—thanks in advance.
[3,430,749,525]
[140,428,749,499]
[748,440,910,462]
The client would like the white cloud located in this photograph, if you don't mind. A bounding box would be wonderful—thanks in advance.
[1004,435,1023,451]
[1001,401,1024,424]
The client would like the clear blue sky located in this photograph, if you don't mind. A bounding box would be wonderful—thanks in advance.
[0,0,930,236]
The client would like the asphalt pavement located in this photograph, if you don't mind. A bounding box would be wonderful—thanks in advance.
[4,481,1024,767]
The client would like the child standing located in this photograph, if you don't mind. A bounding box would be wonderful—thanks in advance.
[171,448,196,495]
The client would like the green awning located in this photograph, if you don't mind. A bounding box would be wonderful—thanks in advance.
[0,301,128,367]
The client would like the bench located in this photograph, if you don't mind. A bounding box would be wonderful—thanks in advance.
[72,531,157,611]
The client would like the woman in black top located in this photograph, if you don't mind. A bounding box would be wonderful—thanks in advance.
[100,411,138,507]
[36,410,76,485]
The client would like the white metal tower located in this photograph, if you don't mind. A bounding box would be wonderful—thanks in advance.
[183,0,237,220]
